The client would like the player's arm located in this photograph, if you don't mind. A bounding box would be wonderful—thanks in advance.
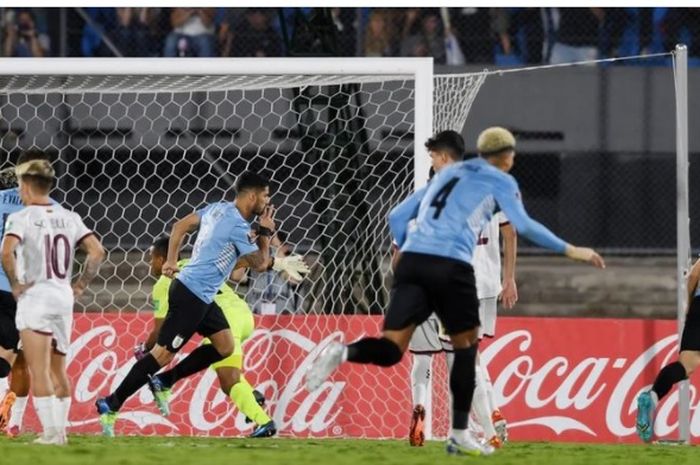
[493,177,605,268]
[499,220,518,309]
[235,206,274,272]
[1,234,29,299]
[388,186,428,248]
[163,212,200,277]
[73,234,105,297]
[686,257,700,306]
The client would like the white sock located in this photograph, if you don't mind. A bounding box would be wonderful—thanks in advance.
[650,390,659,406]
[55,397,71,436]
[481,364,499,414]
[411,353,432,407]
[0,377,8,393]
[450,427,471,443]
[7,396,28,430]
[33,396,58,437]
[471,363,498,438]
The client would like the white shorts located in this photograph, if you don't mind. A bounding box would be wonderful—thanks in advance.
[409,314,452,353]
[15,287,73,355]
[478,297,498,339]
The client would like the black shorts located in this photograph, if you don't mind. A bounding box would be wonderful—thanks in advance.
[0,290,18,352]
[384,252,480,335]
[680,295,700,351]
[157,279,229,353]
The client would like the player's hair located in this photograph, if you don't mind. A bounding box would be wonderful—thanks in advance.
[235,171,270,195]
[425,130,465,161]
[477,127,516,157]
[16,158,54,193]
[151,236,173,259]
[17,148,51,165]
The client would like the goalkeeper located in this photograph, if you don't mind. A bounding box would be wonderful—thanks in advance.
[137,235,309,438]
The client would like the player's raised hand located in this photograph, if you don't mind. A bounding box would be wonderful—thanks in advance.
[565,245,606,269]
[72,281,86,298]
[11,281,33,300]
[162,260,180,278]
[499,278,518,309]
[259,205,276,232]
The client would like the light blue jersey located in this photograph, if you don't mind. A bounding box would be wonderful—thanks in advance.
[0,188,24,292]
[389,157,567,265]
[177,202,258,303]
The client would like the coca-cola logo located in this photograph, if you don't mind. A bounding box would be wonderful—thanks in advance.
[64,323,346,435]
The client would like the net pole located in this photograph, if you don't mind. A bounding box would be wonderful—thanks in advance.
[414,59,434,189]
[674,43,691,444]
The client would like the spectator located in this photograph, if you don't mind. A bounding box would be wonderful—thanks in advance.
[549,8,604,64]
[447,7,494,63]
[399,9,446,63]
[248,232,304,315]
[113,8,161,57]
[507,8,545,64]
[3,9,50,57]
[163,8,217,57]
[226,8,281,57]
[363,9,396,57]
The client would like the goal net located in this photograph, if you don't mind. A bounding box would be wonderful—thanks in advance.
[0,57,480,438]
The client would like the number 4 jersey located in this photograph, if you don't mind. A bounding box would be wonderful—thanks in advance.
[389,157,567,265]
[4,203,93,296]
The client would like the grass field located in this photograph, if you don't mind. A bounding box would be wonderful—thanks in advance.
[1,436,697,465]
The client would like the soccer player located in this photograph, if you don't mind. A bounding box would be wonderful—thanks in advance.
[95,171,289,437]
[306,128,605,456]
[2,157,105,445]
[0,150,57,437]
[137,235,303,437]
[407,131,517,448]
[636,256,700,442]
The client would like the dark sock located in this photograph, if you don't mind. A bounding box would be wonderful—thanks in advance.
[652,361,687,401]
[450,344,478,430]
[158,345,224,389]
[0,357,10,377]
[346,337,403,367]
[107,354,160,411]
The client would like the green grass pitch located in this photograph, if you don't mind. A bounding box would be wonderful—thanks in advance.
[1,436,697,465]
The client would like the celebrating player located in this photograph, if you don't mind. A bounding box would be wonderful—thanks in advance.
[95,171,299,436]
[407,130,516,448]
[2,156,104,445]
[138,235,306,438]
[636,256,700,442]
[306,128,605,456]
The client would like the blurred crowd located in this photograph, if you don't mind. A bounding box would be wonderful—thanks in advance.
[1,7,699,64]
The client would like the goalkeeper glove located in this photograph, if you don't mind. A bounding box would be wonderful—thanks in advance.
[272,254,310,281]
[134,342,148,360]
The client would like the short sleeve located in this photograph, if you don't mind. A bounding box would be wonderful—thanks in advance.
[73,213,94,246]
[495,211,510,226]
[4,212,25,243]
[152,277,171,319]
[230,221,258,257]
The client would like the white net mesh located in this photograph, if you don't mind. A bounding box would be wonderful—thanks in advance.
[0,68,486,437]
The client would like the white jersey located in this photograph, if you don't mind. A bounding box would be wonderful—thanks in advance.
[4,203,92,296]
[472,212,509,299]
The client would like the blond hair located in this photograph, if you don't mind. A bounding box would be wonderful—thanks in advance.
[477,127,516,155]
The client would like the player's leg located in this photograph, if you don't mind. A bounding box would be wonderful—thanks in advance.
[96,280,209,434]
[636,295,700,442]
[5,350,30,437]
[469,297,502,447]
[146,301,232,416]
[431,259,492,456]
[407,316,443,447]
[212,310,275,438]
[49,315,72,443]
[20,329,61,444]
[0,291,19,431]
[306,253,440,392]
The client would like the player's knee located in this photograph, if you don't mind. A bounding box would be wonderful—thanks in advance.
[214,341,234,359]
[151,345,174,366]
[680,351,700,376]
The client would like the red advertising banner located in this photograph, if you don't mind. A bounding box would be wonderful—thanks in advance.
[17,315,698,443]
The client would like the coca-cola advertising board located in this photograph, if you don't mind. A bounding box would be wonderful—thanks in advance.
[23,315,698,442]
